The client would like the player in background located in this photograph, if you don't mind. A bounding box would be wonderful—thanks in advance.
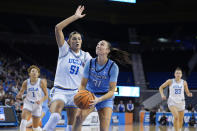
[159,67,192,131]
[16,65,48,131]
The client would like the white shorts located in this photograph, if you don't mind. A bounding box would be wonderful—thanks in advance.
[23,99,42,117]
[167,98,185,111]
[51,87,78,108]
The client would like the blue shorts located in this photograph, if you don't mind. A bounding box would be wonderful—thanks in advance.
[94,94,114,111]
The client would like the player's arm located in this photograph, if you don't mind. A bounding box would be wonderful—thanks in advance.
[159,79,172,100]
[79,78,88,91]
[184,81,192,97]
[40,79,48,104]
[16,80,27,100]
[55,5,86,47]
[98,82,117,103]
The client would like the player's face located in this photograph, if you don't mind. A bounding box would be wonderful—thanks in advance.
[29,68,39,78]
[69,34,82,52]
[96,40,110,56]
[174,70,182,79]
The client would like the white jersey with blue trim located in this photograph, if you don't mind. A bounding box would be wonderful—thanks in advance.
[54,41,92,89]
[26,78,42,102]
[169,79,185,103]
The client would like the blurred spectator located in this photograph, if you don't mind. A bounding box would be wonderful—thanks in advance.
[113,104,117,112]
[150,108,156,125]
[3,81,9,93]
[187,104,193,112]
[159,114,167,126]
[0,83,5,105]
[117,100,125,112]
[140,105,146,112]
[157,105,166,113]
[10,83,19,97]
[126,100,134,112]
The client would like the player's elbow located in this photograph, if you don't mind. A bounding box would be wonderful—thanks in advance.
[55,24,62,32]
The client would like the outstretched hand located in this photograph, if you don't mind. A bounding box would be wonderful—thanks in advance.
[161,95,167,101]
[75,5,86,19]
[187,92,192,97]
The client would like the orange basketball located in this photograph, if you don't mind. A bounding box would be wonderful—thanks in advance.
[74,90,95,109]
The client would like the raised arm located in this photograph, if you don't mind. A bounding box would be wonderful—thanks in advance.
[159,79,171,100]
[16,80,27,100]
[55,5,86,47]
[184,81,192,97]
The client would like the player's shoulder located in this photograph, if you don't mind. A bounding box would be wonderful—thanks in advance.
[109,59,118,68]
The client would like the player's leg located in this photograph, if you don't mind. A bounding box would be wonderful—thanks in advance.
[178,111,184,130]
[32,103,43,131]
[65,90,79,131]
[72,107,95,131]
[97,98,114,131]
[98,107,113,131]
[32,117,41,131]
[66,108,78,131]
[20,109,31,131]
[43,100,64,131]
[169,106,179,131]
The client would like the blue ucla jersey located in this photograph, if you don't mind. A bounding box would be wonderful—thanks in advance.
[86,58,115,93]
[169,79,185,103]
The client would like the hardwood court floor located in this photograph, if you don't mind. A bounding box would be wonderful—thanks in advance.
[0,124,196,131]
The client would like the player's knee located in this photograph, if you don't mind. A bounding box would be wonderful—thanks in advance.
[174,115,179,121]
[50,101,64,113]
[75,114,83,124]
[100,127,108,131]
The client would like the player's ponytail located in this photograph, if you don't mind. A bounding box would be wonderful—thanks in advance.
[104,40,132,66]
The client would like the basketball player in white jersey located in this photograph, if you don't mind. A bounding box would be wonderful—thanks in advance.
[16,65,48,131]
[43,5,92,131]
[159,67,192,131]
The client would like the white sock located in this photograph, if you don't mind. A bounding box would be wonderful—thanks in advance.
[26,118,32,127]
[20,119,27,131]
[33,127,42,131]
[43,113,61,131]
[65,125,72,131]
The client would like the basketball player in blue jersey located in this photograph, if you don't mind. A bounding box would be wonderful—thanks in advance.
[16,65,48,131]
[159,67,192,131]
[43,5,92,131]
[72,40,132,131]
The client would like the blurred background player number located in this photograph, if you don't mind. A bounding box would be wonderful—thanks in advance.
[0,107,5,121]
[70,65,79,75]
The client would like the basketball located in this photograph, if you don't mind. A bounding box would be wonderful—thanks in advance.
[74,90,95,109]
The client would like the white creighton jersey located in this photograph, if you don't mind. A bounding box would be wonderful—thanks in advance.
[26,78,42,102]
[169,79,185,103]
[54,41,92,89]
